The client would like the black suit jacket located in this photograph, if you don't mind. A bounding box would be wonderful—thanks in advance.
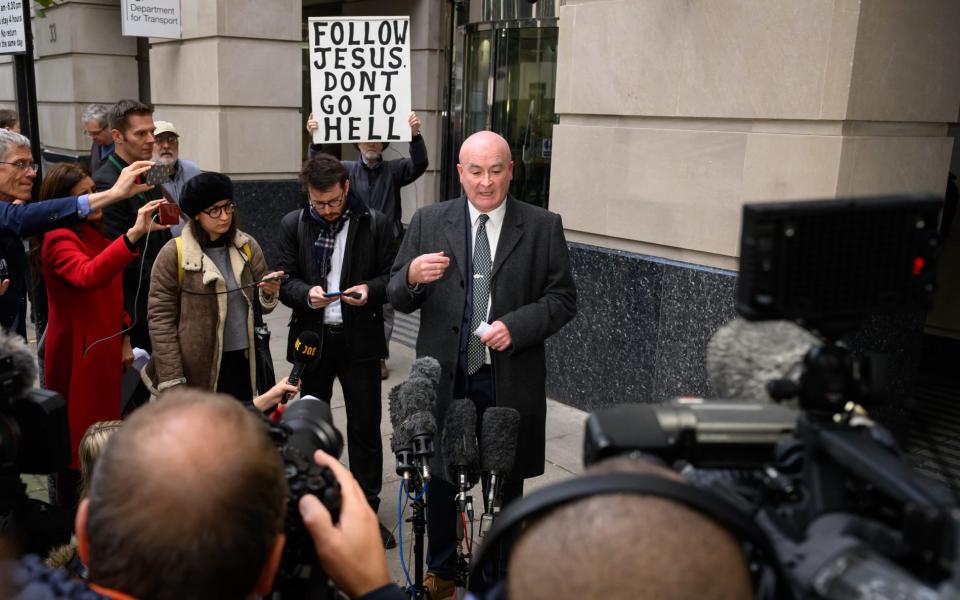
[276,200,397,363]
[388,196,576,478]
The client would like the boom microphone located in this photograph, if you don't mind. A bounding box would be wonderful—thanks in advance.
[288,330,320,386]
[442,398,479,489]
[480,407,520,515]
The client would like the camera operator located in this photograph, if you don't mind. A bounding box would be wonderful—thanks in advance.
[4,388,404,600]
[505,457,753,600]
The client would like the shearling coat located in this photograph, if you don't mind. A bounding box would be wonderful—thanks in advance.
[387,196,577,479]
[144,226,277,394]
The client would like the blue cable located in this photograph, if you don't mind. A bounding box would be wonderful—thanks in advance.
[398,479,413,589]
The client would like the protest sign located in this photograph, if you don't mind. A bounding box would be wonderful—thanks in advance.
[309,16,411,144]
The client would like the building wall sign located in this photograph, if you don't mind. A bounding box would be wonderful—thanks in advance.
[121,0,181,39]
[309,16,412,144]
[0,1,26,55]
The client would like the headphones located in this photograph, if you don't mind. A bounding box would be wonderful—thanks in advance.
[467,472,791,599]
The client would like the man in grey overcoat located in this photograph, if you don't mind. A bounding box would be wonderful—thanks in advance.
[387,130,576,595]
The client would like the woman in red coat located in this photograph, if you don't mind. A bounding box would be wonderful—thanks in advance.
[39,163,166,510]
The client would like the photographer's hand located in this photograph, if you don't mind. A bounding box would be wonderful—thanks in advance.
[300,450,390,598]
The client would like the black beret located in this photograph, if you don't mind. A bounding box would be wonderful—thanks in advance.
[180,172,233,218]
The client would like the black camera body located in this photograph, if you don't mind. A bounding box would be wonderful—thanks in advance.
[263,395,344,600]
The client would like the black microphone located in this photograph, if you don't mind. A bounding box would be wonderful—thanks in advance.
[409,356,441,387]
[442,397,479,491]
[399,376,438,482]
[288,330,320,386]
[480,407,520,515]
[388,382,416,480]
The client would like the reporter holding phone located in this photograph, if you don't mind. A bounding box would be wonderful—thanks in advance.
[36,162,169,511]
[276,154,398,547]
[145,172,284,404]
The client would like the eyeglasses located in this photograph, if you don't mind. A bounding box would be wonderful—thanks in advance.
[84,126,106,138]
[156,135,179,145]
[310,191,345,210]
[0,160,38,173]
[201,202,235,219]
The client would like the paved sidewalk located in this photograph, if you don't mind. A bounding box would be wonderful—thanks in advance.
[262,304,587,586]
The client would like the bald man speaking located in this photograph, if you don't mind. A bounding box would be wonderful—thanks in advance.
[388,131,577,596]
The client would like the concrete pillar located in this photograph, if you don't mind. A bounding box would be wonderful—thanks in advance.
[31,0,137,158]
[149,0,302,179]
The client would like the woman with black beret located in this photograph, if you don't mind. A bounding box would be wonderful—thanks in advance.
[144,171,284,404]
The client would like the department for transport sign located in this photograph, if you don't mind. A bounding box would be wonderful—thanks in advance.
[309,16,412,144]
[0,1,26,55]
[122,0,181,39]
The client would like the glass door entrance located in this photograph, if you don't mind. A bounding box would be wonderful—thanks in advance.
[448,21,558,208]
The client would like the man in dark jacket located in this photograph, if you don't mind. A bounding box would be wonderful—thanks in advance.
[93,99,170,352]
[0,129,153,337]
[82,103,114,175]
[387,131,577,596]
[307,111,428,378]
[277,153,398,547]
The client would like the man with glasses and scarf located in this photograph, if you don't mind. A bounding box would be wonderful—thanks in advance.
[277,153,398,548]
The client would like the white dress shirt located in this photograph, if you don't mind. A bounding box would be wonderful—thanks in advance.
[467,198,508,364]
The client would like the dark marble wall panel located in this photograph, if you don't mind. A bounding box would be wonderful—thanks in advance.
[652,265,737,401]
[232,180,304,266]
[546,243,664,411]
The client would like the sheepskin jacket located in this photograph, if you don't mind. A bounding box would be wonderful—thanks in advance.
[144,226,277,394]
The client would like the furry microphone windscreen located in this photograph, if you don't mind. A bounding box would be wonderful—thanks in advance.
[480,407,520,474]
[409,356,442,388]
[442,398,479,482]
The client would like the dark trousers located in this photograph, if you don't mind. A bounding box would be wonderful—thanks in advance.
[301,326,383,511]
[217,349,253,404]
[426,365,524,580]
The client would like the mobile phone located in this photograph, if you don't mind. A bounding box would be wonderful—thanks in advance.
[144,162,172,186]
[323,291,342,298]
[157,202,181,225]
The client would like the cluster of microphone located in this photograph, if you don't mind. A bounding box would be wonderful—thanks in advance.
[388,357,442,486]
[441,396,521,519]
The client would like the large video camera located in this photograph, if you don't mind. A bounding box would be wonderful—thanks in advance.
[586,195,960,599]
[262,395,344,600]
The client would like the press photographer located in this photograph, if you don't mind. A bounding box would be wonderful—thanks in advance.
[4,390,407,600]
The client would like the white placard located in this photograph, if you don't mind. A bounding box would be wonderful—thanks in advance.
[309,16,411,144]
[0,1,27,55]
[121,0,181,39]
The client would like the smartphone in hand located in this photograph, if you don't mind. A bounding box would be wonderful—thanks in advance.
[144,163,173,186]
[323,291,342,298]
[157,202,181,225]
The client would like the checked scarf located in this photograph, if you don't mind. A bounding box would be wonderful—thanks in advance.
[310,204,353,280]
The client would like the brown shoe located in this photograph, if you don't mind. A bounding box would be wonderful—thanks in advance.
[380,359,389,380]
[423,572,454,600]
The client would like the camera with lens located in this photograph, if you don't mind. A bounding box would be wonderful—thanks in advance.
[0,332,72,556]
[585,195,960,599]
[262,395,345,600]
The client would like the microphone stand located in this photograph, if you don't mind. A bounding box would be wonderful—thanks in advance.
[406,473,429,599]
[453,467,475,599]
[479,472,506,582]
[397,448,431,599]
